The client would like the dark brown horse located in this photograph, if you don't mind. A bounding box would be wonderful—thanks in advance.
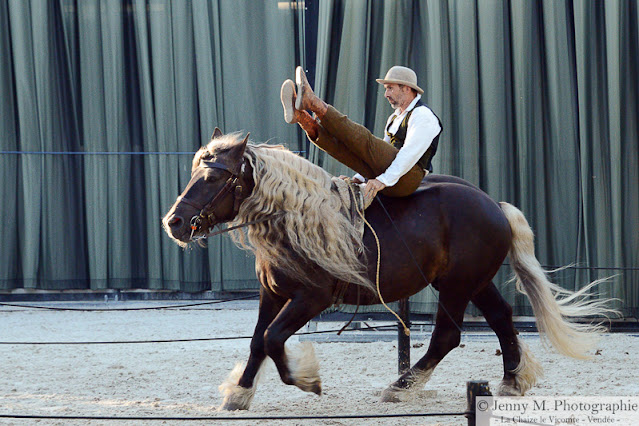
[163,130,614,410]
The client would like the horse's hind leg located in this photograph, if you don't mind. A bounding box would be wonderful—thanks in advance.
[471,281,542,395]
[219,286,286,411]
[382,292,468,402]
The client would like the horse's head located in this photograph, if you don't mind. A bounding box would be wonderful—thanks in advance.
[162,128,253,246]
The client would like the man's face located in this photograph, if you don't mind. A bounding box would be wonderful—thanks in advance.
[384,83,410,109]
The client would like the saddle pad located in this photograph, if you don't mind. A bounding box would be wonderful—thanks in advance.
[331,177,366,239]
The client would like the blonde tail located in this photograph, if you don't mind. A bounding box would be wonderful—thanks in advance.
[499,202,618,359]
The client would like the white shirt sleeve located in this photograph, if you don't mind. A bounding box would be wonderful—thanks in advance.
[376,106,441,187]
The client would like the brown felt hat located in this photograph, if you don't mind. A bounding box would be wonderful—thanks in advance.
[376,66,424,94]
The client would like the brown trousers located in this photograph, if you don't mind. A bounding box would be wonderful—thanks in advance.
[311,105,425,197]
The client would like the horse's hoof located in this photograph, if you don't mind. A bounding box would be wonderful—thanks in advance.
[296,379,322,396]
[380,387,401,403]
[498,383,522,396]
[219,400,249,411]
[310,381,322,396]
[218,392,253,411]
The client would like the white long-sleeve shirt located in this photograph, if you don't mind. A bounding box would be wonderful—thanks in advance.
[355,95,441,187]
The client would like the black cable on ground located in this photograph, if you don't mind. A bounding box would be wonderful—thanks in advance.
[0,294,259,312]
[0,411,469,421]
[0,323,399,345]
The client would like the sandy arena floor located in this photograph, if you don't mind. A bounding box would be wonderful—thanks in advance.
[1,301,637,425]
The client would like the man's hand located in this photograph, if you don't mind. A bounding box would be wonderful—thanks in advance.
[363,179,386,205]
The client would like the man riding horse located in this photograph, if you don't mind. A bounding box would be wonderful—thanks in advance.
[281,66,442,205]
[162,67,617,411]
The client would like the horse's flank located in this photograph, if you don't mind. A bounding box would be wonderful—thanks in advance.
[227,142,373,291]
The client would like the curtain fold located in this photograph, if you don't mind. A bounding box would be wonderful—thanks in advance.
[1,0,301,292]
[6,0,87,290]
[213,0,300,290]
[311,0,638,316]
[1,1,637,317]
[0,0,20,290]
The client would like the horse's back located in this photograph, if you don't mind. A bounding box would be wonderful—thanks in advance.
[420,174,481,191]
[414,175,511,252]
[378,174,504,226]
[369,174,512,293]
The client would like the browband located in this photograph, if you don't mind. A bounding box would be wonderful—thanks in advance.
[201,160,239,176]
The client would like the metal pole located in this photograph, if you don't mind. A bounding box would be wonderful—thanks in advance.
[397,297,410,374]
[466,380,491,426]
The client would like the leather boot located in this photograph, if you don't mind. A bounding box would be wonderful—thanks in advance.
[280,79,319,139]
[295,66,328,119]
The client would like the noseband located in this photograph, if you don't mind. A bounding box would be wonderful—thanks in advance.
[178,159,247,240]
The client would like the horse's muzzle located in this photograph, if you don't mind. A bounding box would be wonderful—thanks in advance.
[166,214,184,232]
[162,212,191,243]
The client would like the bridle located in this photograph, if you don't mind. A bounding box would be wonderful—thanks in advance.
[177,158,247,241]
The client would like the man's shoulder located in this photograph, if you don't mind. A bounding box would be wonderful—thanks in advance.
[414,101,435,112]
[411,103,440,123]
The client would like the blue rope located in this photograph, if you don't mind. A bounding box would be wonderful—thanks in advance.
[0,151,193,155]
[0,150,306,155]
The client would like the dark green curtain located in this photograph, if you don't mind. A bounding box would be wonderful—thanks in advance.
[0,0,303,292]
[1,0,637,318]
[311,0,638,317]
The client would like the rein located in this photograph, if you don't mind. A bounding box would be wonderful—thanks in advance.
[185,159,247,241]
[182,156,283,243]
[192,214,282,242]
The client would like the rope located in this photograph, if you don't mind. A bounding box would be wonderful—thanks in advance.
[0,151,196,155]
[374,196,464,335]
[0,150,306,156]
[364,213,411,336]
[347,183,410,336]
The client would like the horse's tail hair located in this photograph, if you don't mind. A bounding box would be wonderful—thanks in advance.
[499,202,619,360]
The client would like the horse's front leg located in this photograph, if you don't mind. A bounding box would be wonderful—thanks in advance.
[219,286,285,411]
[263,290,332,395]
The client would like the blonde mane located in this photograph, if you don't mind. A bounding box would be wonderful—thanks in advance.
[228,142,373,291]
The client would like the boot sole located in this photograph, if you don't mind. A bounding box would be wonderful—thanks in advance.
[295,66,305,110]
[280,79,296,124]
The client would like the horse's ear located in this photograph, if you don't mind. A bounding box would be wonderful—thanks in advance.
[237,133,249,155]
[211,127,223,140]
